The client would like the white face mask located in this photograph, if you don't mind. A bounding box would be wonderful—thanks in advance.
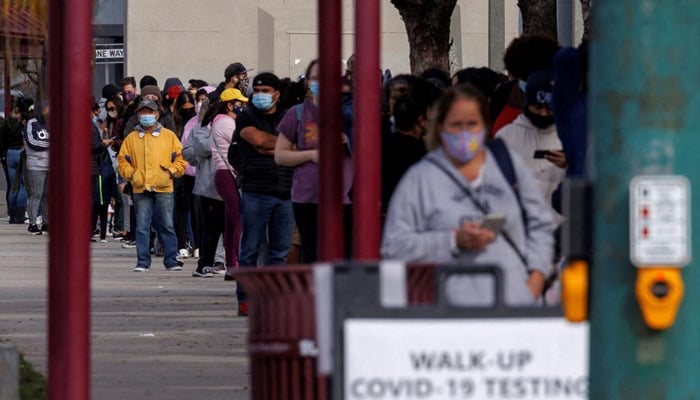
[108,111,118,119]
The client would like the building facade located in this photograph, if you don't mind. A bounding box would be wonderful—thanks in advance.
[121,0,523,87]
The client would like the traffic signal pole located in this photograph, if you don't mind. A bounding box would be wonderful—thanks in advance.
[590,1,700,397]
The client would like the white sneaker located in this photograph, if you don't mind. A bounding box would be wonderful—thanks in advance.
[177,248,189,260]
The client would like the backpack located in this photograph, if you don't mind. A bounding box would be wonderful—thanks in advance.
[486,138,527,236]
[187,123,212,163]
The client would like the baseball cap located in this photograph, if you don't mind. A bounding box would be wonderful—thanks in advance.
[525,70,554,106]
[220,88,249,103]
[224,62,253,80]
[252,72,281,90]
[136,100,159,112]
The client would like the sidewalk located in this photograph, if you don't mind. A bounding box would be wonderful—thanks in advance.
[0,222,250,399]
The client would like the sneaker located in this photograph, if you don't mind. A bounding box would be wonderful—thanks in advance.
[193,248,199,259]
[133,266,149,272]
[122,240,137,249]
[27,224,42,235]
[165,263,183,271]
[41,224,48,233]
[212,262,226,275]
[112,232,124,240]
[177,248,189,260]
[100,239,108,243]
[237,302,248,317]
[192,266,214,278]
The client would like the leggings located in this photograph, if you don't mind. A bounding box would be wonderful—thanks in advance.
[214,169,241,269]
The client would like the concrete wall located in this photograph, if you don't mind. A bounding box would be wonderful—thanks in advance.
[125,0,521,86]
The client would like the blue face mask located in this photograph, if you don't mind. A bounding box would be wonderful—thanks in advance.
[309,80,320,97]
[139,114,157,128]
[252,93,274,111]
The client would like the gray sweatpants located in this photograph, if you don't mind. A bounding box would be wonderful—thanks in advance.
[27,170,48,226]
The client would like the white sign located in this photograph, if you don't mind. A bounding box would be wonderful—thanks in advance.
[630,175,691,267]
[344,318,589,400]
[95,48,124,59]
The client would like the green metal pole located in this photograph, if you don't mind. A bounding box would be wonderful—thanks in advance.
[590,1,700,398]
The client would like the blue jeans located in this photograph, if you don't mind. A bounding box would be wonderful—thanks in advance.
[237,192,295,301]
[133,191,178,268]
[5,149,27,209]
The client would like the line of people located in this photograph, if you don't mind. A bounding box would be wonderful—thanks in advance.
[0,32,587,311]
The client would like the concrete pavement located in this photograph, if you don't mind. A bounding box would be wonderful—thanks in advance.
[0,222,250,399]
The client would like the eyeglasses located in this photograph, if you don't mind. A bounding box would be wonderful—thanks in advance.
[106,107,116,112]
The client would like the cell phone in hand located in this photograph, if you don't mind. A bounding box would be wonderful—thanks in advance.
[533,150,552,159]
[481,213,506,233]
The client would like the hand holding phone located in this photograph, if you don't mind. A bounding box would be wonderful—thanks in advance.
[480,213,506,233]
[533,150,553,159]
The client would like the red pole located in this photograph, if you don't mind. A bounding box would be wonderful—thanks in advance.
[318,0,344,261]
[4,57,10,118]
[47,0,92,398]
[352,0,382,260]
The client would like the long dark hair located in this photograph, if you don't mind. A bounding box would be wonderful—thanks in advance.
[173,91,196,136]
[200,99,233,126]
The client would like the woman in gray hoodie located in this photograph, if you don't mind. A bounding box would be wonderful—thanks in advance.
[381,85,555,306]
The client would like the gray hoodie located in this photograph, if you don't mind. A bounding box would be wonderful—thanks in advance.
[381,147,555,306]
[182,123,222,201]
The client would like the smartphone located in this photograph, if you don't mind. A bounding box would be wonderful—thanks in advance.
[533,150,552,159]
[481,213,506,233]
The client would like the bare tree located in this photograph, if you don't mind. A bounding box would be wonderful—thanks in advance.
[391,0,458,74]
[518,0,558,39]
[580,0,591,41]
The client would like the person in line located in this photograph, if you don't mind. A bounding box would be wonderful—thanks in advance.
[275,59,354,262]
[496,70,567,224]
[211,88,247,278]
[91,114,117,243]
[18,98,49,235]
[117,99,187,272]
[381,84,555,306]
[0,97,28,224]
[235,72,294,312]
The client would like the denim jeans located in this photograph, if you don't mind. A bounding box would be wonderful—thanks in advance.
[133,191,178,268]
[239,192,294,266]
[5,149,27,209]
[237,192,295,302]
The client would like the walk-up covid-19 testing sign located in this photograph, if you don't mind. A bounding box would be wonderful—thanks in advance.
[344,318,588,399]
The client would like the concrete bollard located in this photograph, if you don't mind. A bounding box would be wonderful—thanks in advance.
[0,344,19,400]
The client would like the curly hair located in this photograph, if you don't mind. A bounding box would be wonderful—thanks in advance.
[503,34,560,80]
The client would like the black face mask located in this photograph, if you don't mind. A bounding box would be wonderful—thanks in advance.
[524,107,555,129]
[180,108,196,123]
